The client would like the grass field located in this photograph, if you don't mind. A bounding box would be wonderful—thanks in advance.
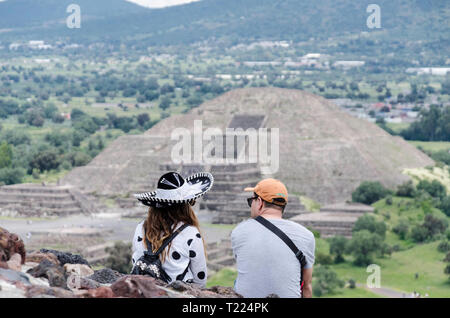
[205,266,384,298]
[409,141,450,153]
[331,241,450,298]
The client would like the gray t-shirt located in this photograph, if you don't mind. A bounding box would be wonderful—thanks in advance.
[231,217,315,298]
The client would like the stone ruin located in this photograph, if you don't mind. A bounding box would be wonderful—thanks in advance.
[290,202,375,238]
[60,87,433,214]
[0,183,99,217]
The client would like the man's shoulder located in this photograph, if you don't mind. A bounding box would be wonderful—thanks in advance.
[231,219,257,237]
[235,218,259,230]
[274,219,315,240]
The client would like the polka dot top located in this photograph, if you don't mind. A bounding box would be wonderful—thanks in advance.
[131,221,207,287]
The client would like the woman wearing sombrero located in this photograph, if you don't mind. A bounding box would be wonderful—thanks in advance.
[131,171,214,287]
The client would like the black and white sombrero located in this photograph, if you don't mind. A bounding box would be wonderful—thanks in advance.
[134,171,214,208]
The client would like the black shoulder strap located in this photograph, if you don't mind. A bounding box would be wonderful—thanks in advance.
[255,216,307,286]
[154,223,189,256]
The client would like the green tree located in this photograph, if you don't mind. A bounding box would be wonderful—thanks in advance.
[30,149,60,172]
[159,96,171,111]
[312,266,344,297]
[0,142,12,169]
[352,181,391,205]
[352,214,387,239]
[417,179,447,200]
[137,113,150,126]
[347,230,383,266]
[441,196,450,217]
[328,236,348,263]
[0,167,25,185]
[396,180,416,198]
[65,151,91,167]
[393,219,409,240]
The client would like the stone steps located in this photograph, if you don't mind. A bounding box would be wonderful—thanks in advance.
[83,242,116,265]
[311,226,353,239]
[213,214,249,224]
[207,247,233,260]
[212,179,261,192]
[0,199,81,209]
[299,220,355,229]
[0,192,74,201]
[211,170,261,182]
[207,255,236,272]
[210,163,259,173]
[0,185,73,194]
[0,184,97,216]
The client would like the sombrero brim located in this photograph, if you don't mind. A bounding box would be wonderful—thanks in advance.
[134,172,214,207]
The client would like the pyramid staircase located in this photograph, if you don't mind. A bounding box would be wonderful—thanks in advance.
[206,238,235,274]
[289,202,374,238]
[0,183,98,217]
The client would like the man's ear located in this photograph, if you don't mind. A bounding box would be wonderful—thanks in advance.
[257,197,264,211]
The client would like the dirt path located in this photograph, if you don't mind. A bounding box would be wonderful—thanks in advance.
[356,283,410,298]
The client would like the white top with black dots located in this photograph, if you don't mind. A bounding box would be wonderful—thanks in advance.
[131,221,207,287]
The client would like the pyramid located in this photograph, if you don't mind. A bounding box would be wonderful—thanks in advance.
[62,87,433,206]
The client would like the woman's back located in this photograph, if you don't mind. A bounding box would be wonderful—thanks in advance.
[131,220,207,286]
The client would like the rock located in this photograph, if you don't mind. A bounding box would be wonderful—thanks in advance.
[22,262,40,273]
[0,279,26,298]
[64,264,94,277]
[25,285,75,298]
[67,276,100,291]
[84,286,115,298]
[26,252,59,266]
[27,259,67,289]
[6,253,22,271]
[167,280,191,292]
[206,285,243,298]
[39,249,90,267]
[88,268,123,284]
[110,275,168,298]
[166,281,242,298]
[0,268,31,287]
[0,227,26,265]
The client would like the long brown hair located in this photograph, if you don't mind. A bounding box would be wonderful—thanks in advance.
[143,203,206,262]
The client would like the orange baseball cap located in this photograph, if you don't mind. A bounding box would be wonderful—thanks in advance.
[244,178,288,206]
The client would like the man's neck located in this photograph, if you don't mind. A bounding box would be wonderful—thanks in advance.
[258,209,283,220]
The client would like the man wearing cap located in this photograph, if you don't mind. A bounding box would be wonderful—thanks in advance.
[231,178,315,298]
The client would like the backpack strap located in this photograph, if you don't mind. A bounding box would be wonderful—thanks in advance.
[154,223,190,256]
[254,216,307,289]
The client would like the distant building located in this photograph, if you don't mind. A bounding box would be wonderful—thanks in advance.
[333,61,365,69]
[9,43,21,50]
[303,53,321,59]
[28,40,52,50]
[406,67,450,76]
[243,61,282,67]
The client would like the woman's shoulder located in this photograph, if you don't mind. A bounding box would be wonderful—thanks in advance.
[176,223,201,238]
[133,220,145,237]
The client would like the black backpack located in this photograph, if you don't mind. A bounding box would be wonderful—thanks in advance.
[131,223,189,283]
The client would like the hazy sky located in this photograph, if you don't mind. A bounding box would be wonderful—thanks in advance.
[126,0,202,9]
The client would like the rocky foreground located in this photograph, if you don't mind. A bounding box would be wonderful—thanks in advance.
[0,227,242,298]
